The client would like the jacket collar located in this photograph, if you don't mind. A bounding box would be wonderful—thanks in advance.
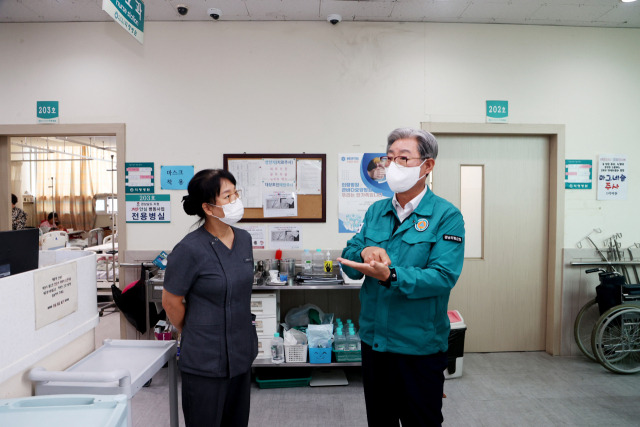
[383,186,435,218]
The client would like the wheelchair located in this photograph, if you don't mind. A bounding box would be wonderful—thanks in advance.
[574,268,640,374]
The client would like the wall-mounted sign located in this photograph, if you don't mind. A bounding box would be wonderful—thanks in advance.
[37,101,59,124]
[102,0,145,44]
[160,165,194,190]
[126,194,170,223]
[565,160,592,189]
[486,100,508,123]
[125,162,154,193]
[34,262,78,329]
[597,154,627,201]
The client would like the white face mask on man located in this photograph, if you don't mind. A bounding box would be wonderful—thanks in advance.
[385,160,427,193]
[209,199,245,225]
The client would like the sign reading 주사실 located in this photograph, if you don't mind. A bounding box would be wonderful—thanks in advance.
[102,0,145,44]
[126,194,171,223]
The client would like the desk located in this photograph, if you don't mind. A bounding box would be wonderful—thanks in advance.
[86,242,118,253]
[30,339,178,427]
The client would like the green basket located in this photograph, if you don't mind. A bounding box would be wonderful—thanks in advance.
[255,369,312,389]
[333,348,362,362]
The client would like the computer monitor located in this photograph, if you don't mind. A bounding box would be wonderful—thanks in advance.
[0,228,40,278]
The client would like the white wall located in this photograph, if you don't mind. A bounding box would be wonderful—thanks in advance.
[2,22,639,251]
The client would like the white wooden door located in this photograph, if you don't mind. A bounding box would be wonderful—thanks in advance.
[434,135,549,351]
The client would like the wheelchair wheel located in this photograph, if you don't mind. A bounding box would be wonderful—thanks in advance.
[574,298,599,362]
[591,304,640,374]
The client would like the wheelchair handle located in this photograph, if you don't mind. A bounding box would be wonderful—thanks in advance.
[586,268,604,274]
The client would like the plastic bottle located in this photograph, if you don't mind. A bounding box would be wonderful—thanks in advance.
[346,327,359,351]
[302,249,313,273]
[324,250,333,273]
[312,249,324,273]
[270,333,284,364]
[334,327,346,352]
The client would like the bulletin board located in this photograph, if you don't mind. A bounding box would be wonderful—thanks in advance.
[223,153,326,223]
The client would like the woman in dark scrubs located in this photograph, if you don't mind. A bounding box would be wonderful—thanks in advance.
[162,169,258,427]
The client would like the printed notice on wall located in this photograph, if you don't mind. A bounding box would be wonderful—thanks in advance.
[268,225,302,249]
[125,162,154,193]
[34,263,78,329]
[565,160,592,189]
[338,153,390,233]
[228,160,264,208]
[597,154,627,200]
[126,194,171,222]
[238,225,267,249]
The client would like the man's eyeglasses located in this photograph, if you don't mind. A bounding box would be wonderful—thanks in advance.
[379,156,427,167]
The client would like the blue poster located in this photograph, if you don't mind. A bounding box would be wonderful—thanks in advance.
[160,166,194,190]
[338,153,391,233]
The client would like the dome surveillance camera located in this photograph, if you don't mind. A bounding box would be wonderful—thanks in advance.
[208,8,222,20]
[327,14,341,25]
[177,4,189,16]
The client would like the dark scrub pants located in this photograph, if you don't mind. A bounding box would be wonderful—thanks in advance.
[182,370,252,427]
[361,342,448,427]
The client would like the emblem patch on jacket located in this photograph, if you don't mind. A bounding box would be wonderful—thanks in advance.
[414,219,429,232]
[443,234,463,243]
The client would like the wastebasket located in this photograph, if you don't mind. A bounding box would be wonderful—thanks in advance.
[445,310,466,379]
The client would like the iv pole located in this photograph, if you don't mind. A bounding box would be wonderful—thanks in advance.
[107,154,117,288]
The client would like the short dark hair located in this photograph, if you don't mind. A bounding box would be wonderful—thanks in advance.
[47,212,59,221]
[182,169,236,220]
[11,194,18,205]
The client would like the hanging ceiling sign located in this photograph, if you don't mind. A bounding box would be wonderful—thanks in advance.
[37,101,59,124]
[486,100,508,123]
[102,0,145,44]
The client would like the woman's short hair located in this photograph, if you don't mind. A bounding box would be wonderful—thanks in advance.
[182,169,236,219]
[11,194,18,205]
[386,128,438,160]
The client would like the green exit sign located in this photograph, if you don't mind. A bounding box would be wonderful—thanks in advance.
[37,101,59,124]
[486,100,508,123]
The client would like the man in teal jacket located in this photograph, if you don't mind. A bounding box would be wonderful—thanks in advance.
[338,127,465,427]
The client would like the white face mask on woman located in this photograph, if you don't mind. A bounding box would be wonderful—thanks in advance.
[385,160,427,194]
[210,199,245,225]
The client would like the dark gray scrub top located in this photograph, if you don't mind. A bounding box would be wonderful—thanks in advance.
[163,226,258,378]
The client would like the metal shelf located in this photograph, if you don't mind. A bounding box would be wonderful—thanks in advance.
[570,261,640,266]
[253,284,362,290]
[252,359,360,367]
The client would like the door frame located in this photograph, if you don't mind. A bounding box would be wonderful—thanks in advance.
[0,123,126,257]
[422,122,565,355]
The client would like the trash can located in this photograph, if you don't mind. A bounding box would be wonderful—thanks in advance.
[444,310,467,379]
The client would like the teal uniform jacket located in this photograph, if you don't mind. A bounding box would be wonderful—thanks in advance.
[341,188,465,356]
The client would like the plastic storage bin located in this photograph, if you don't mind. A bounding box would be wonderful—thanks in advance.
[285,344,308,363]
[309,347,332,364]
[255,369,312,389]
[333,348,362,362]
[0,394,128,427]
[445,310,467,379]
